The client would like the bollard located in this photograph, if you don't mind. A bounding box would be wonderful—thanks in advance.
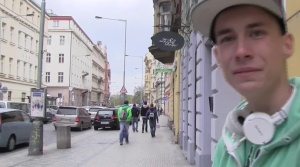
[28,120,43,155]
[56,125,71,149]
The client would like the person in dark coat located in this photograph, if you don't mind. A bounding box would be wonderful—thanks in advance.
[146,103,159,137]
[131,104,140,132]
[140,101,149,133]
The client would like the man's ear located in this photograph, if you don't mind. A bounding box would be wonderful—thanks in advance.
[212,46,221,67]
[282,33,294,59]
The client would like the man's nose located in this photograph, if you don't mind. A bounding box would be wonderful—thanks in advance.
[235,38,252,60]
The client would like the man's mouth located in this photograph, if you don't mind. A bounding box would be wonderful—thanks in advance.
[233,67,262,75]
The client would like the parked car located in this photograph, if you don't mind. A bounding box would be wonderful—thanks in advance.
[94,108,120,130]
[88,107,105,124]
[0,101,30,114]
[0,109,33,151]
[52,106,92,131]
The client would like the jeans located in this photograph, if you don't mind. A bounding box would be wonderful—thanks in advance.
[142,117,148,132]
[149,120,157,137]
[132,117,139,131]
[119,122,129,143]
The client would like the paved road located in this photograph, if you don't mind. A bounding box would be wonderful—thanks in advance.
[0,116,193,167]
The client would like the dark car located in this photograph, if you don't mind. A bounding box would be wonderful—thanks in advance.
[94,108,119,130]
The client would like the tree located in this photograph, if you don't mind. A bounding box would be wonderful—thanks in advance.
[110,93,134,107]
[132,86,144,105]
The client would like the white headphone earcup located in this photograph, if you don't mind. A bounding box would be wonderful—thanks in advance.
[225,109,247,138]
[243,112,276,145]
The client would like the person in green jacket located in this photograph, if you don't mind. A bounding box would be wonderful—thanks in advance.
[191,0,300,167]
[117,100,132,145]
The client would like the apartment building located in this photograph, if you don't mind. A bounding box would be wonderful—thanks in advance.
[91,41,106,106]
[0,0,49,102]
[44,16,94,106]
[144,52,156,104]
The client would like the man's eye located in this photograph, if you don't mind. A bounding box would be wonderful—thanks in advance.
[251,30,265,38]
[219,36,234,43]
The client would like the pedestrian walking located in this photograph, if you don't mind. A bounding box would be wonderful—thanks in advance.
[146,104,159,137]
[191,0,300,166]
[140,101,149,133]
[131,103,140,132]
[117,100,132,145]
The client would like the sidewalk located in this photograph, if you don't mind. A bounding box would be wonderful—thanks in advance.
[83,115,193,167]
[0,115,193,167]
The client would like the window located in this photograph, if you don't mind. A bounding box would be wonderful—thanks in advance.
[35,66,37,81]
[31,12,35,22]
[0,56,4,73]
[24,34,27,48]
[29,64,32,79]
[30,37,33,50]
[45,72,50,83]
[26,7,29,20]
[17,60,20,77]
[2,22,6,39]
[59,54,64,63]
[19,2,23,15]
[46,53,51,63]
[23,62,26,78]
[37,15,40,26]
[10,27,14,42]
[21,93,26,102]
[58,72,64,83]
[18,31,21,45]
[159,2,171,31]
[60,36,65,45]
[53,20,59,27]
[36,40,38,53]
[9,58,12,75]
[1,111,24,123]
[21,112,31,122]
[8,91,12,101]
[12,0,14,11]
[47,36,51,45]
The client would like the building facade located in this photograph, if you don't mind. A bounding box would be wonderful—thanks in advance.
[150,0,242,166]
[44,16,93,106]
[91,41,106,106]
[103,47,111,107]
[144,52,156,104]
[0,0,49,102]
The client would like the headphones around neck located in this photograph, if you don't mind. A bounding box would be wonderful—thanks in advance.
[226,86,296,145]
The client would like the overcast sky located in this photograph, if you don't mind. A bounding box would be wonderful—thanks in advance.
[35,0,154,95]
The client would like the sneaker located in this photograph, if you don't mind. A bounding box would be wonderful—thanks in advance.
[120,143,123,145]
[126,141,129,144]
[136,130,138,132]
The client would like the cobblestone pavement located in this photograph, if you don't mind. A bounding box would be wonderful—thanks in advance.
[0,115,193,167]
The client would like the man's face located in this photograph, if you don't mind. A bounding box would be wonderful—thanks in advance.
[213,6,293,96]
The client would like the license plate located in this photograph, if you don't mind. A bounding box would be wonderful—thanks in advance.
[101,122,109,124]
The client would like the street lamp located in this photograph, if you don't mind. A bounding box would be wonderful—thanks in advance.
[126,55,144,104]
[95,16,127,102]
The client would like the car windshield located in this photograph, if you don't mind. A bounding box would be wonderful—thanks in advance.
[98,110,113,115]
[57,108,76,115]
[90,108,102,113]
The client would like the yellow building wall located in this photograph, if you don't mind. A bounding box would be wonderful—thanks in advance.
[286,0,300,77]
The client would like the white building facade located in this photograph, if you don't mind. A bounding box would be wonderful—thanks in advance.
[0,0,49,102]
[44,16,93,106]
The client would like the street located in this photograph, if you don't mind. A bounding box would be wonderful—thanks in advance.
[0,116,193,167]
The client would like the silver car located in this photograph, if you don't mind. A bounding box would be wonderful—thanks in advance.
[53,106,92,131]
[0,109,33,151]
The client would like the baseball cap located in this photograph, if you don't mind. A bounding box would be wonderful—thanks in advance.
[191,0,285,40]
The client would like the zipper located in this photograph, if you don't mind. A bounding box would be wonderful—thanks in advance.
[250,149,263,167]
[228,151,243,167]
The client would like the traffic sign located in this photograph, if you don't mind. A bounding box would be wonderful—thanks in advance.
[0,86,8,94]
[120,86,128,94]
[0,82,2,88]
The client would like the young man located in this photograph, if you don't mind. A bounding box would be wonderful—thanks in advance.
[191,1,300,167]
[131,103,140,132]
[146,104,159,137]
[117,100,132,145]
[140,101,149,133]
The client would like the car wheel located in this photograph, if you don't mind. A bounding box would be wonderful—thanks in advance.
[94,126,98,130]
[79,123,83,131]
[7,136,16,151]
